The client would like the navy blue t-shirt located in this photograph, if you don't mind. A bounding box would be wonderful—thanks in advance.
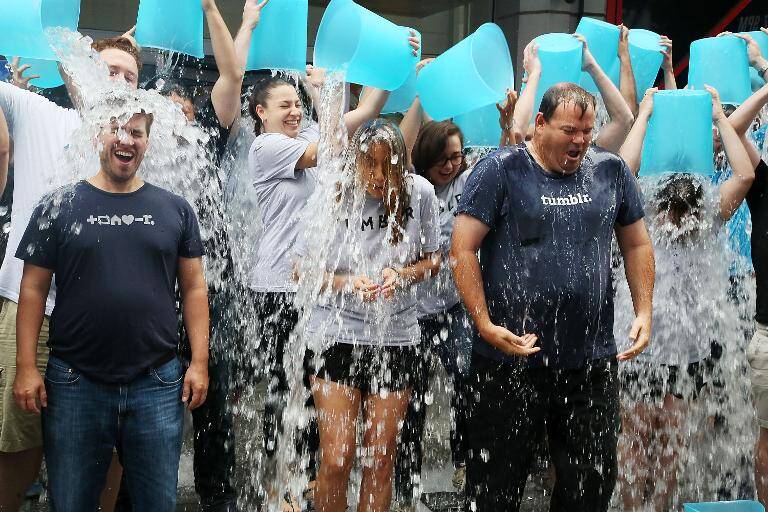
[16,181,204,383]
[457,144,645,368]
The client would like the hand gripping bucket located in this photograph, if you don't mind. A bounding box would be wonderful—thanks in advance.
[741,31,768,91]
[688,36,751,105]
[524,33,583,122]
[575,17,620,94]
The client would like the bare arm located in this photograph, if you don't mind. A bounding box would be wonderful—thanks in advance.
[399,97,423,169]
[13,264,53,413]
[497,89,518,147]
[660,36,677,90]
[574,34,635,153]
[618,88,657,176]
[204,0,245,129]
[178,256,209,410]
[512,40,541,142]
[615,219,655,361]
[0,107,9,194]
[233,0,269,72]
[450,214,539,356]
[618,25,638,117]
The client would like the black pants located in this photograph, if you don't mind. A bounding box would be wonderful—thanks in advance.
[395,309,471,502]
[465,351,619,512]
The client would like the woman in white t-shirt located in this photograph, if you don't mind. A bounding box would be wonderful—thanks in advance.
[615,86,755,510]
[295,119,440,512]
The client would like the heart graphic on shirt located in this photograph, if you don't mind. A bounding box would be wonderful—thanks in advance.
[122,215,135,225]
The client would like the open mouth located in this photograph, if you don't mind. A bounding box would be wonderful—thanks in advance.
[284,119,300,129]
[566,149,581,159]
[114,149,135,164]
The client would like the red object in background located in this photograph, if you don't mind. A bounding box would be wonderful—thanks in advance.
[606,0,623,24]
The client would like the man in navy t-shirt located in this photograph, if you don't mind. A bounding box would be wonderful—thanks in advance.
[451,83,655,512]
[11,111,209,511]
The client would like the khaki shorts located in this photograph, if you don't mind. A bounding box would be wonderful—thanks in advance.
[0,298,49,452]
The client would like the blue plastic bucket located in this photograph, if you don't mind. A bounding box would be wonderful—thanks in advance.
[314,0,418,91]
[375,67,417,114]
[525,33,583,122]
[0,0,80,60]
[135,0,204,58]
[683,500,765,512]
[639,89,713,176]
[741,31,768,91]
[19,58,64,89]
[627,29,663,97]
[417,23,513,121]
[454,102,502,148]
[688,36,751,105]
[246,0,308,73]
[576,17,620,94]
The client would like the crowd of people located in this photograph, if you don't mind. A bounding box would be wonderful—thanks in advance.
[0,1,768,512]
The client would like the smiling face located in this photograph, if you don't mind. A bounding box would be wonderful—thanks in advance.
[99,48,140,89]
[425,134,464,187]
[533,101,595,174]
[98,114,150,184]
[255,84,302,138]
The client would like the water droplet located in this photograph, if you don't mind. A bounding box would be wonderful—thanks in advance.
[2,222,10,234]
[390,153,399,165]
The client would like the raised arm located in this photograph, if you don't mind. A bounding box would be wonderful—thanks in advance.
[497,89,519,147]
[711,85,756,220]
[233,0,269,75]
[178,256,210,410]
[574,34,635,153]
[399,59,433,168]
[659,36,677,90]
[512,40,541,142]
[619,88,657,176]
[13,264,54,413]
[618,25,639,117]
[729,83,768,168]
[0,106,8,195]
[204,0,246,128]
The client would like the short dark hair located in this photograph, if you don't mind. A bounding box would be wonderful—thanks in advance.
[412,121,466,175]
[655,173,703,219]
[539,82,596,122]
[247,76,296,135]
[91,37,142,73]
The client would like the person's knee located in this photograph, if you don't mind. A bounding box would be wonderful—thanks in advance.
[320,444,355,481]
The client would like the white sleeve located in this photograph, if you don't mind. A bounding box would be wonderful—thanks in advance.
[419,180,441,254]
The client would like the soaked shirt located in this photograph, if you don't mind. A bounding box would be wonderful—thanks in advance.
[457,144,645,368]
[417,170,469,316]
[16,181,204,383]
[297,174,440,346]
[248,123,320,292]
[747,160,768,324]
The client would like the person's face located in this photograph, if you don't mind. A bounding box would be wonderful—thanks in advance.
[534,102,595,174]
[98,114,150,183]
[359,143,391,199]
[425,134,464,187]
[99,48,139,89]
[256,84,302,138]
[170,92,195,123]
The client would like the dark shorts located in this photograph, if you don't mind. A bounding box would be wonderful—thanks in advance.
[621,360,708,402]
[314,343,418,395]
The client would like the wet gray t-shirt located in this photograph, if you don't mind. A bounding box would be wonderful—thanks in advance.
[248,123,319,292]
[417,171,469,316]
[298,174,440,346]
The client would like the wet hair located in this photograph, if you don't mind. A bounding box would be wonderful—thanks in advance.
[346,119,410,245]
[412,121,467,177]
[247,76,297,136]
[91,37,142,73]
[539,82,596,122]
[158,80,193,102]
[654,173,704,224]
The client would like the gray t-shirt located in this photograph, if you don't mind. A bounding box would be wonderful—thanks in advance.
[298,173,440,346]
[248,123,320,292]
[417,171,469,316]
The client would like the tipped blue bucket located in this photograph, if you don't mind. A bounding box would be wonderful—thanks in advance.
[246,0,308,73]
[314,0,418,91]
[741,31,768,91]
[627,29,663,97]
[417,23,513,121]
[454,102,502,148]
[689,36,751,105]
[525,33,583,121]
[575,17,620,94]
[373,67,417,114]
[135,0,204,58]
[639,89,713,176]
[683,500,765,512]
[19,58,64,89]
[0,0,80,60]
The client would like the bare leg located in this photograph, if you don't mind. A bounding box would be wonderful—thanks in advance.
[756,427,768,505]
[652,394,687,511]
[0,447,43,511]
[99,453,122,511]
[312,377,361,512]
[358,388,411,512]
[617,403,654,511]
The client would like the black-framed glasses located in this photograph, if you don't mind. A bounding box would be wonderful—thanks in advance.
[435,152,465,168]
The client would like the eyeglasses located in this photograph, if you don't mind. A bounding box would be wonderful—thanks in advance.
[434,152,465,168]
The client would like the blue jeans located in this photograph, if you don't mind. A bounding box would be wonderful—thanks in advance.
[42,355,185,512]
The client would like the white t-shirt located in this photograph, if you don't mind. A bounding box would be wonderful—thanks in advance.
[0,82,81,314]
[248,123,320,292]
[297,173,440,346]
[417,170,469,316]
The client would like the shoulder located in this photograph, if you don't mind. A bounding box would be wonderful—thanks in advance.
[408,173,436,195]
[298,121,320,143]
[144,183,195,212]
[585,145,626,173]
